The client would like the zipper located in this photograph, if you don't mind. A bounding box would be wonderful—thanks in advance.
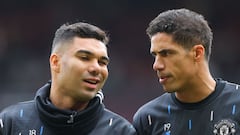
[67,112,77,124]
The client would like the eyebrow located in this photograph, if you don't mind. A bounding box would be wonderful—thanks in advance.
[151,48,172,54]
[76,50,110,62]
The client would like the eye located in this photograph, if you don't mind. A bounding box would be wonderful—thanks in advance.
[99,59,109,66]
[159,50,171,57]
[151,52,156,58]
[79,55,90,61]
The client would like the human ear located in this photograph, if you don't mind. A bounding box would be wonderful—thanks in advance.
[193,44,205,62]
[50,53,60,73]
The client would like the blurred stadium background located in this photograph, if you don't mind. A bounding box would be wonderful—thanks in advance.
[1,0,240,121]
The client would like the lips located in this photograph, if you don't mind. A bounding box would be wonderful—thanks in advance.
[84,79,99,84]
[159,76,168,84]
[83,78,100,89]
[157,72,170,84]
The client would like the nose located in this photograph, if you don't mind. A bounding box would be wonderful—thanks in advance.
[88,60,101,76]
[153,56,165,71]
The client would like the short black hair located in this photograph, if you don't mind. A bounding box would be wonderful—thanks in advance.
[51,22,109,53]
[146,8,213,61]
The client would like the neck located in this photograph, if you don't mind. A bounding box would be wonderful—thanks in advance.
[50,85,89,111]
[175,62,216,103]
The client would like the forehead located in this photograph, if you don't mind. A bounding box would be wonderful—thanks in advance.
[150,33,183,52]
[70,37,108,55]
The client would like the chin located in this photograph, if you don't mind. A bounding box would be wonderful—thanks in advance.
[85,92,96,99]
[163,87,176,93]
[76,93,95,102]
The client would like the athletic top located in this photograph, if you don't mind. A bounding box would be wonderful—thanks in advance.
[133,79,240,135]
[0,82,136,135]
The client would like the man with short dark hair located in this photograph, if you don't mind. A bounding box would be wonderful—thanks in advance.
[0,22,136,135]
[133,8,240,135]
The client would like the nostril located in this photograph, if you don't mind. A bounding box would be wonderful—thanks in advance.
[89,70,100,76]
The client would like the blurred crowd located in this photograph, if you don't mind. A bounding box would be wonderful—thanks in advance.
[1,0,240,121]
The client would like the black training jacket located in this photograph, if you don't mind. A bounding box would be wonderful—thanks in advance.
[0,82,136,135]
[133,79,240,135]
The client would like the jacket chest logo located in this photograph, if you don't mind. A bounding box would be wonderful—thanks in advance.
[213,119,236,135]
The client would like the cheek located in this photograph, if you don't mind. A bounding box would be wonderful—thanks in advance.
[61,61,83,79]
[60,57,72,72]
[170,59,190,75]
[177,60,195,78]
[103,68,109,79]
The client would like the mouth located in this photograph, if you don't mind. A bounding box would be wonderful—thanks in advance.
[83,78,100,89]
[157,73,170,84]
[84,79,99,84]
[159,76,168,84]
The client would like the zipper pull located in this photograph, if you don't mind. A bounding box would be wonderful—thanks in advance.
[67,112,76,124]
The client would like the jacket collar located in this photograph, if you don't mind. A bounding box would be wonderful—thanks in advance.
[35,82,104,134]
